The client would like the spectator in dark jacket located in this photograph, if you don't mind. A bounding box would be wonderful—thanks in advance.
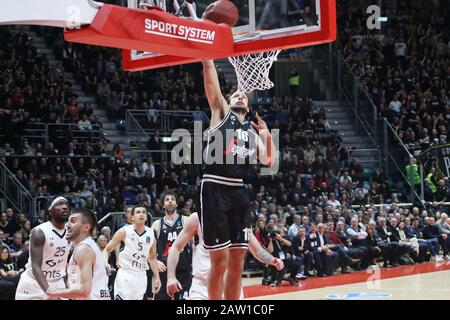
[376,217,400,266]
[410,218,441,262]
[310,223,338,277]
[404,217,436,262]
[423,217,450,259]
[291,227,313,278]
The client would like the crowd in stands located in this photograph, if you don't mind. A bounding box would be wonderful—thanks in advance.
[1,0,450,297]
[337,0,449,202]
[338,0,449,157]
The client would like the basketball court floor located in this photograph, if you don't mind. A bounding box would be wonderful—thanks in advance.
[242,261,450,300]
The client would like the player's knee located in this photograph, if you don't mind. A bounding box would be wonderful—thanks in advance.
[227,256,245,272]
[211,258,228,273]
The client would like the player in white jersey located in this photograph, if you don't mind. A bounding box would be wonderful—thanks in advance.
[46,207,110,300]
[103,206,161,300]
[15,197,71,300]
[166,213,284,300]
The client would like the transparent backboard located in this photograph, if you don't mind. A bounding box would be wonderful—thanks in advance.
[124,0,334,71]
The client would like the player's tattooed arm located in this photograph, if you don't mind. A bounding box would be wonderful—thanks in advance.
[248,232,284,271]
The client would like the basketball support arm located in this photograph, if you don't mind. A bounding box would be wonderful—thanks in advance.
[0,0,234,60]
[0,0,102,28]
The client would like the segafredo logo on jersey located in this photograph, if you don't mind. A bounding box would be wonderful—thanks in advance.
[170,121,280,176]
[144,19,216,44]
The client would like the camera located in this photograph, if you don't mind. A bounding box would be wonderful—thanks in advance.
[268,229,280,238]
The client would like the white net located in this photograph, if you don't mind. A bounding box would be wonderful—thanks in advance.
[228,50,281,93]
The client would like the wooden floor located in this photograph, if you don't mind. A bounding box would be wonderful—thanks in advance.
[242,260,450,300]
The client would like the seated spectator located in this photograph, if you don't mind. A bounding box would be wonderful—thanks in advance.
[112,143,124,159]
[311,223,338,277]
[120,186,137,206]
[100,226,112,240]
[16,240,29,271]
[406,218,440,262]
[301,215,311,233]
[334,221,364,264]
[0,230,8,251]
[113,206,132,233]
[325,222,355,273]
[254,220,269,248]
[423,217,450,260]
[382,217,413,263]
[397,221,420,260]
[19,220,31,243]
[346,216,371,268]
[436,213,450,239]
[31,210,48,229]
[0,245,21,300]
[291,227,313,278]
[0,212,14,240]
[326,193,341,210]
[288,214,302,239]
[8,232,23,254]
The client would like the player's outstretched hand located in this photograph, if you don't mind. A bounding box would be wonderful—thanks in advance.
[157,260,167,272]
[272,258,284,271]
[251,112,269,133]
[167,277,183,300]
[154,278,162,294]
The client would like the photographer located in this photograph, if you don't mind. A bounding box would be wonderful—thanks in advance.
[265,227,298,286]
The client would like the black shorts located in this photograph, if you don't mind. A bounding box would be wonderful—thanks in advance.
[198,177,252,251]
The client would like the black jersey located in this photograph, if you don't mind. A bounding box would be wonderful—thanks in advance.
[203,110,258,180]
[156,214,192,272]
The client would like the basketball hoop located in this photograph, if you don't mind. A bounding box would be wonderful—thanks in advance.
[228,50,281,93]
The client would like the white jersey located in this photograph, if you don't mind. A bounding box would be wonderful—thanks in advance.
[23,221,71,281]
[119,225,155,272]
[68,237,110,300]
[190,215,244,300]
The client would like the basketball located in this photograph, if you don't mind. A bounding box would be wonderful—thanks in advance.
[202,0,239,27]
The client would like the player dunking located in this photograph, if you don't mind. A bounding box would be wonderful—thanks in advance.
[15,197,71,300]
[103,206,160,300]
[166,212,284,300]
[46,208,110,300]
[201,60,276,300]
[152,192,192,300]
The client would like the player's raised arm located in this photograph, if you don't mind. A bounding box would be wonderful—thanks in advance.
[166,214,197,298]
[103,228,125,269]
[29,228,50,293]
[202,60,228,115]
[46,245,95,299]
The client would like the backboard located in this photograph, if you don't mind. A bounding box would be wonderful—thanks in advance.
[123,0,336,71]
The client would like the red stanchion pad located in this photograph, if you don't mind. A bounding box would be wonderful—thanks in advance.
[64,4,234,59]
